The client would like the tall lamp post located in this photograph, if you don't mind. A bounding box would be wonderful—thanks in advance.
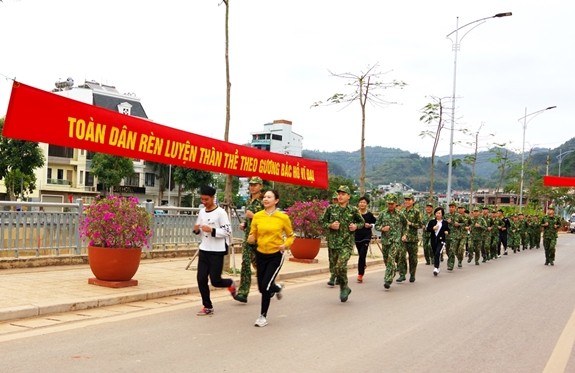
[518,106,557,211]
[445,12,512,206]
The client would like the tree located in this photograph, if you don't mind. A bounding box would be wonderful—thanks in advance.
[172,167,214,206]
[489,145,511,204]
[0,117,45,200]
[312,64,406,196]
[90,153,134,195]
[221,0,234,209]
[419,98,447,198]
[147,162,171,204]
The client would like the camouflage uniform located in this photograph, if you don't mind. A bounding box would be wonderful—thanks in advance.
[400,198,422,282]
[375,195,405,287]
[541,210,562,265]
[481,209,494,262]
[236,191,263,301]
[422,209,434,265]
[517,214,528,250]
[320,189,364,297]
[490,211,500,259]
[468,211,486,265]
[448,209,468,269]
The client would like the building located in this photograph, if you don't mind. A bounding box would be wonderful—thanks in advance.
[250,119,303,157]
[4,78,168,205]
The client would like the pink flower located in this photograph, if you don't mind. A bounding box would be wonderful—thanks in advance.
[285,200,329,239]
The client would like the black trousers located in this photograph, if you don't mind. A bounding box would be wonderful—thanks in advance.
[256,250,284,317]
[355,240,370,275]
[197,250,233,309]
[433,241,445,269]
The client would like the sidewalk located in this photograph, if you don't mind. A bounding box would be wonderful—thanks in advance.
[0,246,384,324]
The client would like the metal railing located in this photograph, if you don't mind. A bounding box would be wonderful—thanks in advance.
[0,200,243,259]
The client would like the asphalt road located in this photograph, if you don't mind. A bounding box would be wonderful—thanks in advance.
[1,234,574,373]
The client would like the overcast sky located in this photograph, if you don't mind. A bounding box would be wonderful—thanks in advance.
[0,0,573,158]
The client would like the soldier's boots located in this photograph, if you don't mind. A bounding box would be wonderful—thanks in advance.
[340,287,351,302]
[396,275,406,283]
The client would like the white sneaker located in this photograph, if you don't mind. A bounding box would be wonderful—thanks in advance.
[433,268,438,276]
[254,315,268,327]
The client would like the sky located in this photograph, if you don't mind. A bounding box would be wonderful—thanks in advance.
[0,0,573,158]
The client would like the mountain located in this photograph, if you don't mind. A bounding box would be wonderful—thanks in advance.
[303,142,575,193]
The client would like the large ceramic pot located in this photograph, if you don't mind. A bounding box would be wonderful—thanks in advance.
[88,246,142,282]
[290,237,321,260]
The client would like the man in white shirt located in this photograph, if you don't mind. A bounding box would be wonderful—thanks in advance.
[194,185,236,316]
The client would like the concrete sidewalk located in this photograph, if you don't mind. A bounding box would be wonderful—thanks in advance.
[0,246,384,324]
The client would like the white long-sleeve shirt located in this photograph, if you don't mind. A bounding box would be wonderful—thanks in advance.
[194,206,231,253]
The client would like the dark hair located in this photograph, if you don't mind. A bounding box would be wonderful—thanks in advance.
[359,196,370,204]
[199,185,216,196]
[266,189,280,200]
[434,207,444,216]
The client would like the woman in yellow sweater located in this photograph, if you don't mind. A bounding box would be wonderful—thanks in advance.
[248,189,295,327]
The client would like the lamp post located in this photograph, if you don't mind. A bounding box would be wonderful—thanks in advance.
[445,12,512,206]
[518,106,557,211]
[557,149,575,176]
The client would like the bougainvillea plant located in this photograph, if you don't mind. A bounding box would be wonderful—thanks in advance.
[285,200,330,239]
[80,195,152,248]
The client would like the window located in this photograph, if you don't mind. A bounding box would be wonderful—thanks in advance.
[272,134,282,141]
[48,145,74,158]
[85,172,94,186]
[57,169,64,180]
[47,168,52,180]
[79,171,84,185]
[124,173,140,187]
[145,173,155,187]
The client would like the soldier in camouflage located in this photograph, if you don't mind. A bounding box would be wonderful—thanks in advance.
[541,206,562,266]
[467,207,486,265]
[481,206,494,262]
[375,194,405,289]
[422,201,435,265]
[517,213,528,251]
[234,176,264,303]
[320,185,364,302]
[399,194,422,283]
[444,202,457,269]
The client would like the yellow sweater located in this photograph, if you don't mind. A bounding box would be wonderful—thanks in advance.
[249,210,295,254]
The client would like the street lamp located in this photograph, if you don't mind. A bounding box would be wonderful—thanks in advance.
[445,12,512,206]
[557,149,575,176]
[518,106,557,211]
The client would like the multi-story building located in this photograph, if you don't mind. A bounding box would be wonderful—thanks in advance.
[250,119,303,157]
[4,78,169,205]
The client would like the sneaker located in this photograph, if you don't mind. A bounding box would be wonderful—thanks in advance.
[357,275,363,283]
[196,307,214,316]
[228,281,237,298]
[254,315,268,327]
[457,262,462,268]
[383,282,391,289]
[433,268,438,276]
[340,287,352,302]
[233,294,248,303]
[275,283,284,300]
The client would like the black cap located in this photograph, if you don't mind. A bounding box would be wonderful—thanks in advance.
[199,185,216,196]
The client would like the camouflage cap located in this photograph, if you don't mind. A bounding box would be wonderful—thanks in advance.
[386,194,398,204]
[336,185,351,195]
[332,192,339,199]
[403,193,414,200]
[248,176,263,184]
[448,202,457,207]
[472,207,480,212]
[425,200,434,207]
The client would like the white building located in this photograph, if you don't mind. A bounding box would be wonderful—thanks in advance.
[250,119,303,157]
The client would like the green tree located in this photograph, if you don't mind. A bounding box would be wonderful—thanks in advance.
[172,167,214,207]
[90,153,134,195]
[312,64,406,196]
[0,117,45,200]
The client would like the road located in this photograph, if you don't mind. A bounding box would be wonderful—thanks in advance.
[1,235,575,373]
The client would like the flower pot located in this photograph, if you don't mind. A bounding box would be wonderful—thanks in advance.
[88,246,142,282]
[290,237,321,260]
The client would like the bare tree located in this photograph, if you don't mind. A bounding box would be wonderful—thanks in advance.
[312,64,406,195]
[418,98,447,197]
[221,0,233,208]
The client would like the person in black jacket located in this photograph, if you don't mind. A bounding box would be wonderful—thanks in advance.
[354,196,377,283]
[496,209,511,257]
[426,207,449,276]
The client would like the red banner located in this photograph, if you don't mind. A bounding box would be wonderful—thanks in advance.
[2,82,328,188]
[543,175,575,188]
